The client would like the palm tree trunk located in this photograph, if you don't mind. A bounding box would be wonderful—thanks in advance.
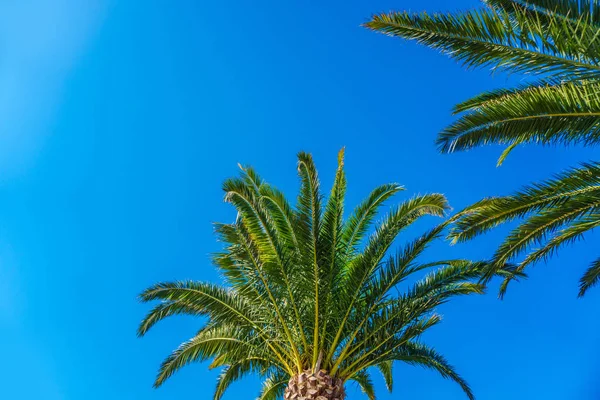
[283,369,345,400]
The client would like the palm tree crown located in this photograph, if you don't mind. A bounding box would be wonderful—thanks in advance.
[366,0,600,296]
[138,150,499,399]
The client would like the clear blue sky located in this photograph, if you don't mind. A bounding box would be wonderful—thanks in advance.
[1,0,598,399]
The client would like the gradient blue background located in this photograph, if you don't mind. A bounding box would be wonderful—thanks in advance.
[1,0,598,399]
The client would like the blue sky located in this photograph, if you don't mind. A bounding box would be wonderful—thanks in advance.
[1,0,598,399]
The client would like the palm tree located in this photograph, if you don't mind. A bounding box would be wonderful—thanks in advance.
[138,150,505,399]
[366,0,600,297]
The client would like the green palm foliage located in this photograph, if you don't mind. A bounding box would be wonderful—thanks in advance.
[138,150,503,399]
[366,0,600,296]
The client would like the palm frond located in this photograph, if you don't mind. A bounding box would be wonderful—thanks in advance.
[439,81,600,153]
[362,225,446,305]
[520,212,600,266]
[366,8,600,79]
[154,325,267,387]
[491,193,600,267]
[341,182,404,260]
[257,370,288,400]
[451,162,600,243]
[387,342,475,400]
[579,256,600,296]
[449,163,600,289]
[296,151,323,366]
[138,300,205,337]
[319,149,347,351]
[376,360,394,392]
[139,281,256,328]
[350,369,376,400]
[213,360,267,400]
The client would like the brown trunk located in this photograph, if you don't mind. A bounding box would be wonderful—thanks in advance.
[283,369,345,400]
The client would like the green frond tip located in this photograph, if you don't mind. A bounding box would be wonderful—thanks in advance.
[578,257,600,297]
[376,361,394,392]
[496,143,518,167]
[337,146,345,166]
[139,150,487,399]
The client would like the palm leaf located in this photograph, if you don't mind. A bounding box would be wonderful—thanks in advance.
[365,8,600,79]
[439,81,600,153]
[388,342,474,400]
[350,369,376,400]
[257,370,288,400]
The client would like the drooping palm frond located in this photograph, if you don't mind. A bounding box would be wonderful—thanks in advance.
[257,370,288,400]
[366,0,600,296]
[440,80,600,153]
[450,162,600,296]
[366,6,600,79]
[388,341,473,399]
[349,369,376,400]
[139,150,500,399]
[375,360,394,392]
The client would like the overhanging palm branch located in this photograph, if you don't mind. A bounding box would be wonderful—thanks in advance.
[139,150,504,399]
[366,0,600,296]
